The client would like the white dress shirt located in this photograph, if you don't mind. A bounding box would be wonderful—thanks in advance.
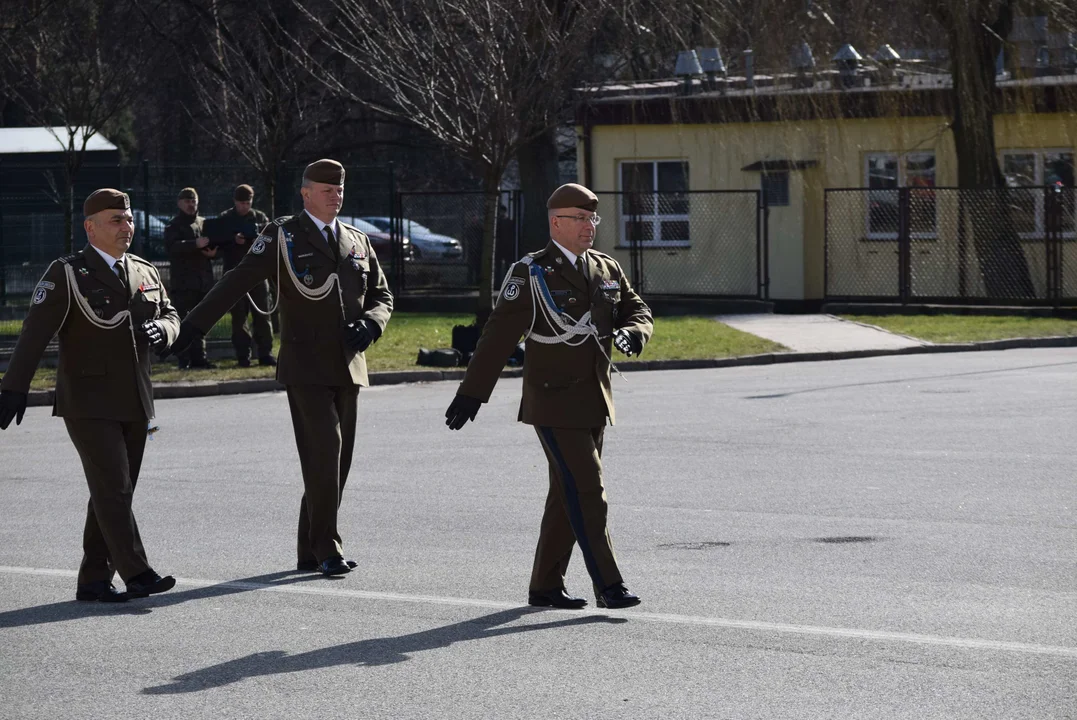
[91,244,126,274]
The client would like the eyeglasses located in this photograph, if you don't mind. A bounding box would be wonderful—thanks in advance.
[554,214,601,226]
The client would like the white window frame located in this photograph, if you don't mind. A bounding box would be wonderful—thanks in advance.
[1000,148,1076,239]
[617,159,690,248]
[863,151,938,240]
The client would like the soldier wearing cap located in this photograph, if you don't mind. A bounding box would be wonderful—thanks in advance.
[0,189,181,603]
[445,182,653,610]
[217,184,275,367]
[165,187,217,369]
[168,159,393,577]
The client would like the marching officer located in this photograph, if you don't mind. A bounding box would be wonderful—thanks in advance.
[217,184,275,367]
[165,187,216,369]
[0,189,180,602]
[168,159,393,577]
[445,183,653,610]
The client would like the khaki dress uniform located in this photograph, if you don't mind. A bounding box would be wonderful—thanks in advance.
[0,246,180,586]
[180,211,393,564]
[217,206,274,362]
[457,240,653,595]
[165,212,213,365]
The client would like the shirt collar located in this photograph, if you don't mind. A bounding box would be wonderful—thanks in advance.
[551,239,579,267]
[304,210,338,238]
[90,244,124,269]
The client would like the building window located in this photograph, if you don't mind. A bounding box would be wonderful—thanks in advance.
[1001,149,1075,237]
[619,160,690,247]
[761,172,790,207]
[864,151,936,238]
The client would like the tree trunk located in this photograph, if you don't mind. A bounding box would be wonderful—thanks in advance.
[475,166,502,328]
[516,127,561,255]
[947,0,1034,298]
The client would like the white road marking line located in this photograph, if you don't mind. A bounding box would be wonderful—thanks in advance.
[2,565,1074,659]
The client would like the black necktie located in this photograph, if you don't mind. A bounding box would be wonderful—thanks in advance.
[575,254,587,284]
[115,258,127,289]
[325,224,340,264]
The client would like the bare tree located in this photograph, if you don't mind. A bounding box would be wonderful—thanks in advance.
[0,0,148,252]
[299,0,614,324]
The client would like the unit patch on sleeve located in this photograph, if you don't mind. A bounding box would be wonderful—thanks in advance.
[33,286,48,304]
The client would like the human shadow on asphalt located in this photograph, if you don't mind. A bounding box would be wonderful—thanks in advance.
[143,606,627,694]
[744,360,1077,399]
[0,569,325,630]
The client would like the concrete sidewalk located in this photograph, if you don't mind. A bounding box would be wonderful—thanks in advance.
[717,313,930,352]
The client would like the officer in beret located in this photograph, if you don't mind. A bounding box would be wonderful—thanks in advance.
[165,187,216,369]
[0,189,180,602]
[168,159,393,577]
[445,183,653,610]
[218,184,275,367]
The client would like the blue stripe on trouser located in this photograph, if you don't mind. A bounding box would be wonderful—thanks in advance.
[538,426,606,589]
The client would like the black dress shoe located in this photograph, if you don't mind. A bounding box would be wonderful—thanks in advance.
[298,559,356,572]
[75,581,129,603]
[528,588,587,609]
[596,583,641,609]
[319,557,352,576]
[258,355,277,366]
[125,570,177,598]
[237,357,252,368]
[190,360,217,369]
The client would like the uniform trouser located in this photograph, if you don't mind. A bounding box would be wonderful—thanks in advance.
[172,288,209,364]
[530,426,623,595]
[64,418,152,586]
[228,280,273,361]
[286,384,359,563]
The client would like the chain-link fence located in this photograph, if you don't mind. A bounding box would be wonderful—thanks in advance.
[592,191,765,297]
[389,190,520,293]
[826,186,1077,305]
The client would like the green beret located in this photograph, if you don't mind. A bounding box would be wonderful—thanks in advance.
[547,183,598,212]
[303,159,345,185]
[178,187,198,200]
[234,184,254,202]
[83,188,130,218]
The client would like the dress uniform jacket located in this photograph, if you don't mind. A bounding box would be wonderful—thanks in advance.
[459,241,653,426]
[1,246,180,420]
[218,207,271,271]
[165,213,214,293]
[182,212,393,386]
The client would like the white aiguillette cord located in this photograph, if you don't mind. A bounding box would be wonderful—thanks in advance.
[61,263,138,361]
[245,223,346,321]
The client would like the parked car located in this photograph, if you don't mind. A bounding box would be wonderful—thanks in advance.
[338,216,412,261]
[362,216,463,263]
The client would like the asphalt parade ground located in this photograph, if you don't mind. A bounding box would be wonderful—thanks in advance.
[1,349,1075,719]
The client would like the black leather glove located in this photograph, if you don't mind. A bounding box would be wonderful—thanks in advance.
[445,394,482,430]
[344,319,381,353]
[613,328,642,357]
[162,323,203,359]
[0,390,28,430]
[137,320,167,350]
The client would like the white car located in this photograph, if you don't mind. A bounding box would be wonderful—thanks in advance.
[362,216,463,263]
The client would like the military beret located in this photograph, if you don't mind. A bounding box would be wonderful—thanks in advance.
[83,188,130,218]
[547,183,598,212]
[178,187,198,200]
[303,159,345,185]
[234,184,254,201]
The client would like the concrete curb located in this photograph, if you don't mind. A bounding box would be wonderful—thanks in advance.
[23,335,1077,407]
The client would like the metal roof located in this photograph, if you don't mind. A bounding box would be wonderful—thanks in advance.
[0,127,118,154]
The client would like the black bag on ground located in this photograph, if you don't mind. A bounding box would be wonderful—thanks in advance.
[417,348,462,367]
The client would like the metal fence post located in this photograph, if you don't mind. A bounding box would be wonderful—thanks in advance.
[1045,185,1061,306]
[141,159,151,255]
[0,157,6,303]
[898,188,911,303]
[759,189,769,300]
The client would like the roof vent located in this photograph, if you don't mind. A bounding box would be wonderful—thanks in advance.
[791,42,815,88]
[698,47,727,92]
[675,49,702,93]
[833,43,863,88]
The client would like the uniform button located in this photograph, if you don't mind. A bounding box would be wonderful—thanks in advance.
[543,382,549,388]
[568,297,577,304]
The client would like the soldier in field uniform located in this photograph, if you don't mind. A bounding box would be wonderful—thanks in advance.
[445,183,653,610]
[164,187,217,369]
[217,184,274,367]
[168,159,393,578]
[0,189,180,602]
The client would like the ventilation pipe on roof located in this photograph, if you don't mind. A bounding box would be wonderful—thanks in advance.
[675,49,703,94]
[792,41,815,88]
[874,44,901,83]
[833,43,863,88]
[743,48,755,89]
[698,47,727,92]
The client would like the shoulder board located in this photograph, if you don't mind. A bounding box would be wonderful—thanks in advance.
[126,254,155,268]
[528,247,548,259]
[588,249,613,261]
[338,221,361,234]
[517,256,533,266]
[271,215,294,227]
[57,253,80,264]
